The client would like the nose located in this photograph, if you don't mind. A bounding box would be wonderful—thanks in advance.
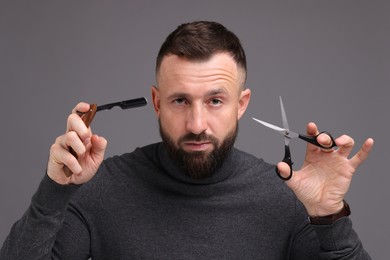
[186,103,207,135]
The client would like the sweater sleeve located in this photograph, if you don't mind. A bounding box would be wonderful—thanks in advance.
[290,200,372,259]
[312,217,372,259]
[0,173,80,260]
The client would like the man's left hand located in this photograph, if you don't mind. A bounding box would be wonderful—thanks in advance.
[276,122,374,217]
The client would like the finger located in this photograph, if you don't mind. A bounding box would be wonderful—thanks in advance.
[61,131,88,158]
[316,132,334,152]
[350,138,374,169]
[336,135,355,157]
[305,122,320,152]
[306,122,319,136]
[49,142,82,174]
[276,162,293,180]
[66,113,91,143]
[72,102,91,114]
[89,135,108,161]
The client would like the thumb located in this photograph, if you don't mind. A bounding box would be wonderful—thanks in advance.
[90,134,107,160]
[276,162,293,180]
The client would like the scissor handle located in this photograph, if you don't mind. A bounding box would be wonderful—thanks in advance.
[275,145,293,181]
[276,131,337,181]
[299,131,337,149]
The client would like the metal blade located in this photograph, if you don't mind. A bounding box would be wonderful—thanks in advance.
[252,117,286,135]
[96,97,147,112]
[279,96,290,131]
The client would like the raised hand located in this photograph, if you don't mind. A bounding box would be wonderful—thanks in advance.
[277,122,374,216]
[47,102,107,185]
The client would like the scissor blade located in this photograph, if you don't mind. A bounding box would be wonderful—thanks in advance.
[279,96,290,131]
[252,117,286,135]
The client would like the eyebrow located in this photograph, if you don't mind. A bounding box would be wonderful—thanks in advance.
[205,88,228,96]
[167,88,229,101]
[167,92,190,100]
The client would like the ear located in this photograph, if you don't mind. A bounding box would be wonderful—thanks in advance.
[237,88,251,120]
[151,86,161,116]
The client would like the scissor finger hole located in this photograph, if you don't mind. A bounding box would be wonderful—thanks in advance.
[275,163,293,181]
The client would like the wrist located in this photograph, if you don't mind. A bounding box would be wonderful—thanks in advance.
[309,200,351,225]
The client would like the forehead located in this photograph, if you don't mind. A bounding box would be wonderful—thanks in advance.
[157,53,241,92]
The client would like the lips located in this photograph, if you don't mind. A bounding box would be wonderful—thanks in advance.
[182,141,213,151]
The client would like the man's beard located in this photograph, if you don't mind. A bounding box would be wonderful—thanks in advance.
[159,121,238,180]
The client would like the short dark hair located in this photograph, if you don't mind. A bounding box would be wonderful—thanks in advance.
[156,21,247,83]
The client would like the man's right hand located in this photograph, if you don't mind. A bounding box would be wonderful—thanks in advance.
[47,102,107,185]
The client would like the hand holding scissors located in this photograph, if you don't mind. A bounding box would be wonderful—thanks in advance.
[253,97,374,216]
[253,96,337,181]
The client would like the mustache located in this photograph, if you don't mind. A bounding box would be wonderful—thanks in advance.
[178,132,218,144]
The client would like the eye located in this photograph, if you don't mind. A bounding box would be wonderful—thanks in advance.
[173,98,187,105]
[209,98,222,106]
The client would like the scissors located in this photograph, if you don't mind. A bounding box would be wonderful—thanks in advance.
[252,96,337,181]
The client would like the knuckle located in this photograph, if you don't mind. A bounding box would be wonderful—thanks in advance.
[50,143,61,155]
[344,134,354,143]
[66,131,86,154]
[339,134,354,147]
[66,114,76,130]
[66,115,90,139]
[63,153,76,166]
[66,131,79,143]
[54,135,63,144]
[67,113,77,122]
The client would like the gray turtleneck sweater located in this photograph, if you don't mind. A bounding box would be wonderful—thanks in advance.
[1,143,371,259]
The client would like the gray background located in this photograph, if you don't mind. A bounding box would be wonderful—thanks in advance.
[0,0,388,258]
